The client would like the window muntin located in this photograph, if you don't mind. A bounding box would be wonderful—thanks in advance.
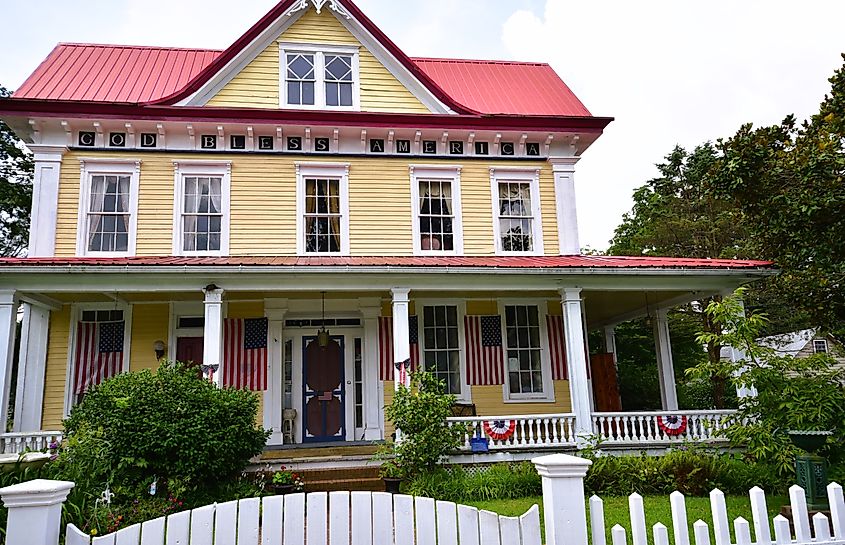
[86,175,131,253]
[498,181,535,253]
[324,54,353,107]
[504,305,543,396]
[286,53,316,106]
[284,340,294,410]
[304,178,342,253]
[182,176,223,252]
[354,337,363,429]
[422,305,461,395]
[814,339,829,354]
[418,180,455,252]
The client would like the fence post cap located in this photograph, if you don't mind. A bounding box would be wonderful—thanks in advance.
[532,453,592,478]
[0,479,75,508]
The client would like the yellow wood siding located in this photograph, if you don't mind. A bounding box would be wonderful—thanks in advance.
[471,382,572,415]
[208,8,430,113]
[42,306,71,430]
[55,152,558,258]
[129,304,169,372]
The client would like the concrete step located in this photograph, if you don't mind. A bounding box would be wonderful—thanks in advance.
[301,465,385,493]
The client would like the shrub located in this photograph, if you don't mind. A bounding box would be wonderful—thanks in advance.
[406,463,542,502]
[63,361,269,493]
[380,371,465,479]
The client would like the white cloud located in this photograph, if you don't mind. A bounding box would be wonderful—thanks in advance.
[503,0,845,250]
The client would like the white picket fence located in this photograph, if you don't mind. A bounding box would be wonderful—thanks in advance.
[447,413,578,450]
[63,491,541,545]
[590,483,845,545]
[592,411,736,445]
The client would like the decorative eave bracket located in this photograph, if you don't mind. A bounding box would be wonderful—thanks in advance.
[284,0,352,20]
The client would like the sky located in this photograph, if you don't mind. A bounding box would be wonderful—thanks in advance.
[2,0,845,250]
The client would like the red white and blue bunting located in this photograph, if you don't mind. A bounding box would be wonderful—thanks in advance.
[656,415,687,436]
[483,420,517,441]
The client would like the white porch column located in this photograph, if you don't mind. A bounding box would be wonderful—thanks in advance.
[549,157,581,255]
[265,299,288,445]
[13,303,50,432]
[561,288,592,439]
[654,308,679,410]
[203,286,224,387]
[27,146,67,257]
[360,299,383,440]
[391,288,411,390]
[603,325,618,363]
[0,291,20,433]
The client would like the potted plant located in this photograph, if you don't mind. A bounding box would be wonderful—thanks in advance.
[270,466,304,495]
[379,460,404,494]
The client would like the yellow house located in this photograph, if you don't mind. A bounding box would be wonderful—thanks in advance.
[0,0,772,456]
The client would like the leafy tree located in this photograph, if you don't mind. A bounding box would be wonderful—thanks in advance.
[0,85,33,257]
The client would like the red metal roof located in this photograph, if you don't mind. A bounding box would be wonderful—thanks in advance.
[0,255,773,270]
[413,58,591,117]
[14,44,220,103]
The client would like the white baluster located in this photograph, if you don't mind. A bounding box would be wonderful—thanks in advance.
[773,515,791,545]
[828,482,845,540]
[813,513,831,543]
[693,520,711,545]
[790,484,811,543]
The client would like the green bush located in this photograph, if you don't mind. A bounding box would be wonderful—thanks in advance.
[406,462,541,502]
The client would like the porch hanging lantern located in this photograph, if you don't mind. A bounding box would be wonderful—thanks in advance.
[317,291,331,348]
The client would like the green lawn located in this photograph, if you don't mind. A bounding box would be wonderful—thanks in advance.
[465,495,788,544]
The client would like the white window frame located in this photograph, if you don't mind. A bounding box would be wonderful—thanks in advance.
[172,161,232,256]
[296,162,351,256]
[490,167,544,256]
[279,42,361,111]
[814,339,829,354]
[75,159,141,257]
[63,302,133,416]
[167,302,207,362]
[410,165,464,256]
[498,299,555,403]
[416,299,471,402]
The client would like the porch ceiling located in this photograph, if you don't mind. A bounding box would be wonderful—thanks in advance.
[583,289,703,328]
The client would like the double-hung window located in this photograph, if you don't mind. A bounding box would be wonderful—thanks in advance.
[281,44,359,109]
[411,166,463,255]
[814,339,829,354]
[173,161,231,256]
[504,305,547,399]
[421,305,463,397]
[77,159,140,256]
[297,163,350,255]
[490,168,543,255]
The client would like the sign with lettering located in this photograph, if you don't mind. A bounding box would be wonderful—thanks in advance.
[140,133,157,148]
[396,140,411,154]
[258,136,274,150]
[526,142,541,156]
[501,142,515,156]
[369,139,385,153]
[78,131,96,147]
[449,141,464,155]
[109,132,126,147]
[422,140,437,154]
[201,135,217,149]
[287,136,302,151]
[315,138,330,152]
[475,142,489,155]
[230,135,246,150]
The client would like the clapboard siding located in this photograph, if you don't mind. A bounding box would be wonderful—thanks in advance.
[471,381,572,416]
[41,306,71,431]
[129,304,169,372]
[55,152,557,258]
[208,7,431,113]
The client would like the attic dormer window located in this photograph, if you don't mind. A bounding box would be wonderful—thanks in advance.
[281,43,359,110]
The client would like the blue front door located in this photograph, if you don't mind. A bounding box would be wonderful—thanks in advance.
[302,336,346,442]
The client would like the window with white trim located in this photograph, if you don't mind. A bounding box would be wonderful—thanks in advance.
[296,163,350,255]
[77,160,140,256]
[421,305,462,395]
[411,166,464,255]
[173,162,231,256]
[491,169,543,255]
[504,305,544,397]
[281,44,359,109]
[814,339,829,354]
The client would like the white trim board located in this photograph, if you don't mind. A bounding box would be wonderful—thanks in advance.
[75,159,141,257]
[171,160,232,256]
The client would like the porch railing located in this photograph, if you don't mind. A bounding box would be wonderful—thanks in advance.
[0,431,63,454]
[447,413,577,451]
[592,410,737,445]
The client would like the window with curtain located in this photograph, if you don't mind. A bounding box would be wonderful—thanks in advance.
[304,178,342,253]
[418,179,454,252]
[504,305,543,395]
[497,181,534,252]
[325,54,353,107]
[87,174,131,253]
[182,176,223,253]
[422,305,461,395]
[287,53,316,106]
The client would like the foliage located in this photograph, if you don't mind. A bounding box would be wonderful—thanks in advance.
[63,361,269,492]
[271,466,304,491]
[406,463,542,502]
[379,371,465,479]
[0,86,33,257]
[688,291,845,476]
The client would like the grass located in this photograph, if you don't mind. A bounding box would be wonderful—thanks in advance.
[465,494,788,544]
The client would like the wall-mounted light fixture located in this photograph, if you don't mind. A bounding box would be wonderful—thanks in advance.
[153,340,166,360]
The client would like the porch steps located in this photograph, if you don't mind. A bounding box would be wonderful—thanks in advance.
[300,466,384,493]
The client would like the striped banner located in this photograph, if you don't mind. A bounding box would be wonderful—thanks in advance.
[546,315,568,380]
[73,320,125,395]
[378,316,419,381]
[464,315,504,385]
[223,318,268,391]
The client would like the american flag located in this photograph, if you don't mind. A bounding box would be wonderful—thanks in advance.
[73,320,124,394]
[546,315,568,380]
[223,318,268,391]
[378,315,419,381]
[465,315,504,385]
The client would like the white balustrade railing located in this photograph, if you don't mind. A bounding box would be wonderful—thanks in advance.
[592,410,737,445]
[0,431,62,454]
[447,413,577,451]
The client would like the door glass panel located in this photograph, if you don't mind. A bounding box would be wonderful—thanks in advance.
[284,340,293,410]
[354,337,363,430]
